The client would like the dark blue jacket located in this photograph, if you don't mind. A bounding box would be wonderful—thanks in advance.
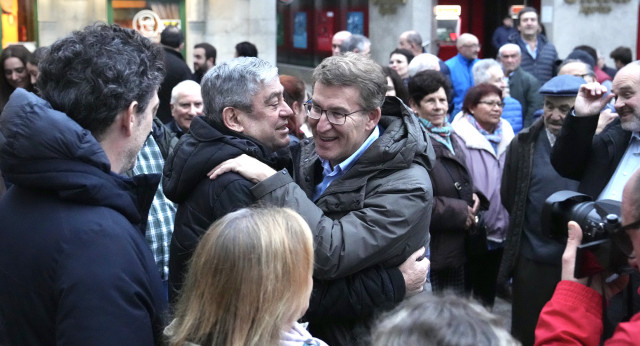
[0,89,167,345]
[509,34,558,84]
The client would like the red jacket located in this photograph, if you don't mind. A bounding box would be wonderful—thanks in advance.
[535,280,640,345]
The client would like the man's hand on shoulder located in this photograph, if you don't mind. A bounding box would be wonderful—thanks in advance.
[399,246,429,297]
[574,83,615,117]
[207,154,277,183]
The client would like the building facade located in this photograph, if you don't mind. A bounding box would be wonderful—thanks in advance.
[3,0,638,80]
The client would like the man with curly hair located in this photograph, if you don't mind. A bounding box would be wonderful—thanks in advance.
[0,23,167,345]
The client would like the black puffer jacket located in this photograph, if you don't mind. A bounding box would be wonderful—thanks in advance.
[162,116,287,303]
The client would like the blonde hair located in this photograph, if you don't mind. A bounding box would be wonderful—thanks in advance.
[169,207,314,346]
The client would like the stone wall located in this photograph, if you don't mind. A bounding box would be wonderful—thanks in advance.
[368,0,435,66]
[541,0,638,65]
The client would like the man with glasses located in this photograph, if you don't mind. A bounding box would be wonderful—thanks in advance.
[498,75,584,345]
[446,33,480,117]
[208,52,435,345]
[535,167,640,344]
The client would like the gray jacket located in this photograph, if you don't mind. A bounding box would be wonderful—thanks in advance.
[250,97,435,280]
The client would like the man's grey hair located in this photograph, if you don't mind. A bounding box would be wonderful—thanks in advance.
[473,59,503,84]
[371,294,518,346]
[171,80,201,105]
[201,57,278,127]
[312,52,386,111]
[498,43,521,57]
[403,30,422,47]
[408,53,440,77]
[558,59,596,78]
[339,34,370,54]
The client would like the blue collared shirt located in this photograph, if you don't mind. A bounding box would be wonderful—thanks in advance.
[312,125,381,201]
[598,132,640,201]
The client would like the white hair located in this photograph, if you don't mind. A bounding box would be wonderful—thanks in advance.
[408,53,440,77]
[170,80,201,105]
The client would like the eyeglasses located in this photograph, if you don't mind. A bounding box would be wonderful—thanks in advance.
[305,100,364,125]
[462,43,481,49]
[478,100,505,108]
[612,218,640,258]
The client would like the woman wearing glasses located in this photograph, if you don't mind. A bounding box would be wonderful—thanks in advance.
[407,70,485,296]
[451,83,514,308]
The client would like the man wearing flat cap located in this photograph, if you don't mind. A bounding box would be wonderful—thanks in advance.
[498,75,584,345]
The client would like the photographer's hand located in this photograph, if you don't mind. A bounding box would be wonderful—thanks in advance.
[562,221,629,299]
[561,221,588,284]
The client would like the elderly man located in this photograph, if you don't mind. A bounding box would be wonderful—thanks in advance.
[499,43,543,128]
[508,7,558,84]
[445,33,480,117]
[163,57,294,302]
[192,42,216,83]
[557,59,597,83]
[332,30,351,56]
[499,75,584,346]
[535,166,640,344]
[551,61,640,201]
[167,80,203,138]
[0,24,166,344]
[339,34,371,55]
[398,30,424,57]
[209,52,434,345]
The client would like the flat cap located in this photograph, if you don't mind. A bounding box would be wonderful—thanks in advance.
[539,75,585,97]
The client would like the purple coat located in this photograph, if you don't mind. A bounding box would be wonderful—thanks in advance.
[451,114,514,243]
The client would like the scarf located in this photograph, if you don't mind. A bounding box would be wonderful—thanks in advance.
[419,117,455,154]
[467,114,503,154]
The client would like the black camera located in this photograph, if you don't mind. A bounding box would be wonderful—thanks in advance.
[541,191,632,278]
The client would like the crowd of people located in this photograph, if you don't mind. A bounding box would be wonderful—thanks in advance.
[0,5,640,346]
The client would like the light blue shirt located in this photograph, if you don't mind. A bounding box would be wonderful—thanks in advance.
[312,125,381,201]
[598,132,640,201]
[525,40,537,59]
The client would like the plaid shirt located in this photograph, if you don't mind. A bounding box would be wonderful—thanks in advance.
[133,135,176,281]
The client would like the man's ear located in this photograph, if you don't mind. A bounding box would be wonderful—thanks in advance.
[364,107,382,131]
[207,58,215,68]
[222,107,245,132]
[120,101,139,136]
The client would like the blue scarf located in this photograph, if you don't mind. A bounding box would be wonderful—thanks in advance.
[419,117,455,154]
[467,114,503,154]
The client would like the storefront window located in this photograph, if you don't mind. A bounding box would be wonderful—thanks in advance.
[277,0,368,67]
[1,0,37,48]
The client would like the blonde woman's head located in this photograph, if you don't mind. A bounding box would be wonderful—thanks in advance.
[170,207,314,346]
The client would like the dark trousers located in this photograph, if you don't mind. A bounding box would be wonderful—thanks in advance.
[511,255,561,346]
[467,247,503,308]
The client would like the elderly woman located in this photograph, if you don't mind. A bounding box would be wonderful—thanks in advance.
[0,45,34,111]
[451,83,514,308]
[408,70,482,296]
